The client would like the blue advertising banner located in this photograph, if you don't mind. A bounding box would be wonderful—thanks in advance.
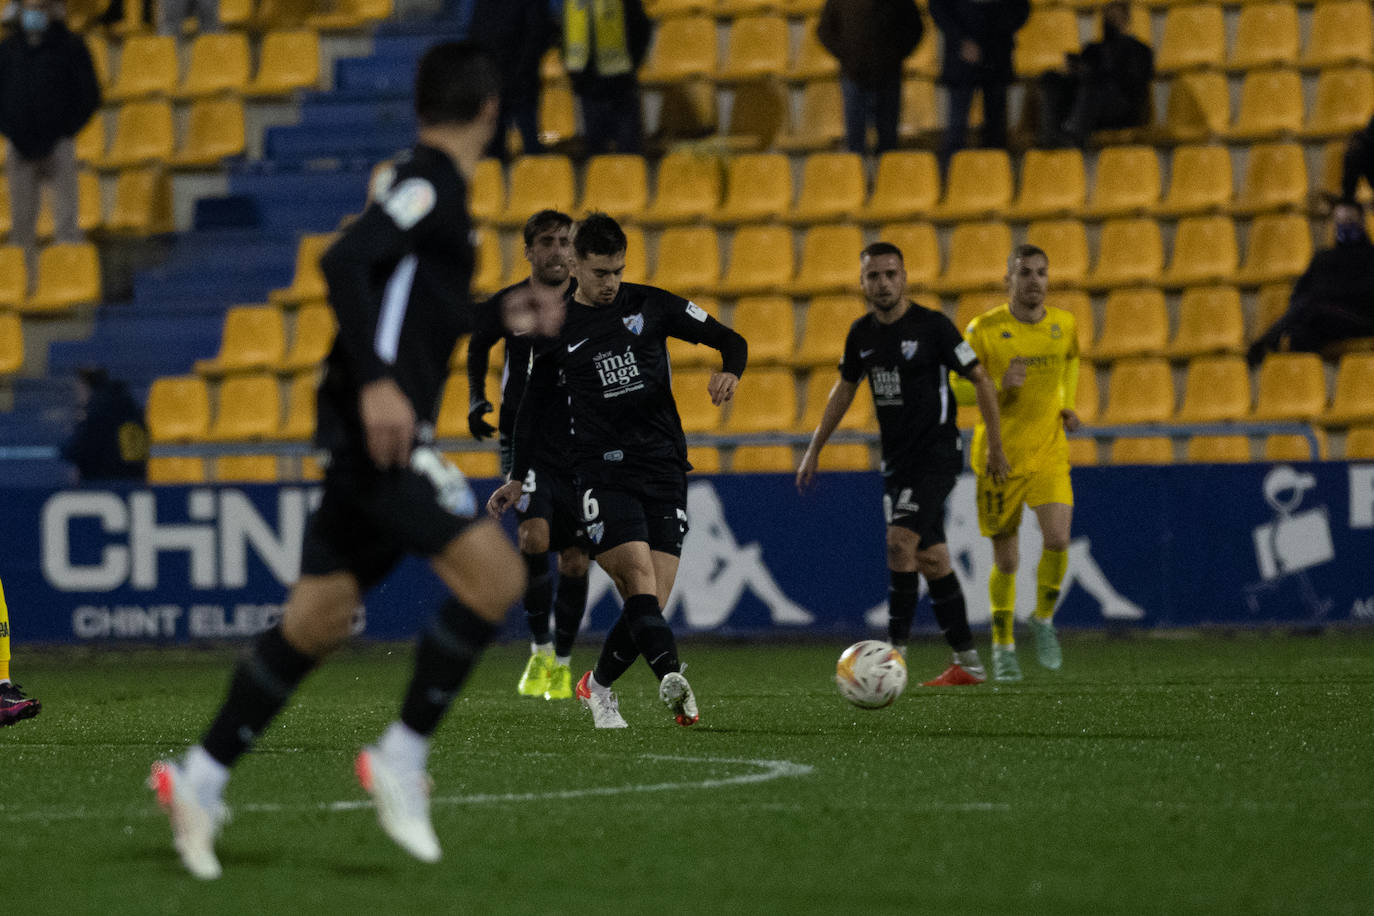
[2,463,1372,645]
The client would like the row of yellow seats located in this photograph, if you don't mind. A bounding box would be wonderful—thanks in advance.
[70,0,388,35]
[1159,66,1373,143]
[1154,1,1374,73]
[85,29,321,101]
[1071,429,1374,465]
[0,169,173,241]
[74,98,245,171]
[0,244,101,314]
[147,371,320,444]
[194,302,337,376]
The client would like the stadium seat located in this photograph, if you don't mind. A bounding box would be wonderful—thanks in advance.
[446,450,501,479]
[931,221,1013,294]
[1251,282,1291,342]
[106,167,174,236]
[1321,353,1374,426]
[731,296,795,366]
[1175,355,1252,423]
[877,222,940,290]
[1235,213,1312,287]
[0,311,22,375]
[1263,431,1327,461]
[641,150,721,225]
[715,0,784,16]
[647,0,713,16]
[622,226,648,284]
[933,149,1013,222]
[814,442,871,470]
[1227,2,1300,71]
[33,171,102,240]
[495,155,575,228]
[196,306,287,375]
[472,227,503,296]
[535,85,577,150]
[640,16,717,84]
[1161,215,1237,288]
[275,371,319,440]
[716,152,792,225]
[788,224,864,297]
[787,19,839,82]
[253,0,317,29]
[1156,6,1225,74]
[0,246,25,308]
[75,114,105,165]
[653,80,719,142]
[724,83,791,152]
[1073,359,1099,424]
[1155,144,1233,217]
[1085,218,1164,289]
[1186,435,1252,463]
[85,34,110,88]
[903,30,939,80]
[206,373,282,441]
[433,373,470,439]
[214,456,280,483]
[147,376,211,442]
[219,0,254,28]
[1227,69,1303,141]
[307,0,393,30]
[1232,142,1306,215]
[716,225,793,296]
[795,295,864,367]
[718,14,788,83]
[648,226,721,296]
[271,233,338,307]
[172,98,246,168]
[774,79,846,152]
[860,151,940,224]
[1109,436,1174,465]
[1344,426,1374,459]
[578,154,649,221]
[1161,71,1231,143]
[1083,146,1160,218]
[788,153,865,225]
[1100,357,1175,424]
[21,242,100,314]
[1056,291,1096,357]
[797,370,875,432]
[1167,286,1245,359]
[147,457,208,484]
[1253,352,1327,421]
[730,444,795,472]
[469,158,505,225]
[672,368,723,432]
[178,33,252,98]
[1024,220,1089,289]
[1068,438,1099,466]
[1302,66,1374,139]
[897,78,940,144]
[101,100,175,169]
[1094,289,1169,361]
[1007,149,1086,221]
[246,30,321,96]
[1300,1,1374,69]
[1013,7,1080,77]
[724,367,797,433]
[687,445,722,472]
[106,35,178,102]
[954,292,1004,336]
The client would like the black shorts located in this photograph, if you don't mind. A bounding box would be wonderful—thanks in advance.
[882,471,956,548]
[301,447,483,590]
[514,463,588,553]
[578,470,689,558]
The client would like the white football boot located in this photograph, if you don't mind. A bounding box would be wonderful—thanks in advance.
[575,671,629,728]
[355,745,442,863]
[658,670,699,726]
[148,760,228,880]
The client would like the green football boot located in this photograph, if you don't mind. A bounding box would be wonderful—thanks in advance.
[516,651,555,697]
[544,663,574,701]
[992,645,1023,683]
[1028,616,1063,670]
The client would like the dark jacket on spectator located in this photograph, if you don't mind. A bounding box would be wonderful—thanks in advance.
[1078,28,1155,127]
[61,376,149,481]
[928,0,1030,87]
[0,21,101,160]
[817,0,924,87]
[466,0,556,105]
[560,0,652,98]
[1341,116,1374,202]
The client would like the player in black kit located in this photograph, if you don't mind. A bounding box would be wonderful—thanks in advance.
[489,212,748,729]
[467,210,590,701]
[149,43,543,879]
[797,242,1009,686]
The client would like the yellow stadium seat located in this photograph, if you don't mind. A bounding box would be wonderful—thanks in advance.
[0,311,22,375]
[818,442,872,470]
[731,296,795,366]
[1344,426,1374,459]
[106,167,174,236]
[724,367,797,433]
[903,30,939,80]
[173,98,246,168]
[898,78,940,144]
[255,0,316,29]
[1086,218,1164,289]
[275,371,318,440]
[718,14,788,83]
[641,150,721,225]
[1007,149,1086,221]
[788,224,864,297]
[877,222,940,290]
[469,158,505,225]
[716,225,793,297]
[1232,142,1306,215]
[1110,436,1174,465]
[75,114,105,165]
[196,306,286,375]
[646,0,713,16]
[1073,359,1099,424]
[954,292,1004,337]
[1263,431,1327,461]
[33,170,102,240]
[85,33,111,88]
[1156,5,1225,74]
[933,149,1013,222]
[649,226,720,296]
[206,373,282,441]
[495,155,575,228]
[1162,71,1231,143]
[1084,146,1160,218]
[1228,69,1303,141]
[270,233,338,307]
[714,0,784,16]
[307,0,393,30]
[1235,213,1313,287]
[782,0,824,15]
[1251,282,1291,343]
[21,242,101,314]
[1300,1,1374,69]
[687,445,722,472]
[1094,289,1168,361]
[797,369,875,433]
[1187,435,1252,463]
[106,35,178,102]
[0,247,24,308]
[1253,352,1327,421]
[536,85,577,150]
[931,221,1013,294]
[147,457,208,484]
[1155,144,1232,217]
[1227,2,1299,71]
[472,228,502,297]
[1014,7,1080,77]
[1100,357,1175,424]
[622,226,648,284]
[1168,286,1245,359]
[578,154,649,221]
[672,368,723,433]
[1176,355,1251,423]
[640,16,717,84]
[722,81,788,152]
[215,455,280,483]
[654,80,719,142]
[788,153,865,225]
[1068,438,1099,467]
[147,376,211,442]
[730,444,795,472]
[716,152,792,225]
[446,450,501,479]
[178,33,252,98]
[795,295,864,368]
[775,78,846,152]
[1321,353,1374,426]
[788,18,839,82]
[246,30,321,96]
[860,151,940,224]
[219,0,254,28]
[1024,220,1089,289]
[1302,66,1374,140]
[433,373,470,439]
[1161,215,1237,288]
[1056,291,1096,357]
[101,100,175,169]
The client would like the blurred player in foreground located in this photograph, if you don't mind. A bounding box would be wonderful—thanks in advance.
[0,576,41,726]
[798,242,1008,685]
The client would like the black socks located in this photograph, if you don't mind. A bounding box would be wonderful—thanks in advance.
[400,598,498,737]
[201,624,317,767]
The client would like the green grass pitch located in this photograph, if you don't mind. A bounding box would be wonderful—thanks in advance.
[6,631,1374,915]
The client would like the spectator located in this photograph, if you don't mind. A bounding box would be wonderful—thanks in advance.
[60,367,149,483]
[157,0,216,35]
[1247,200,1374,365]
[817,0,925,156]
[465,0,556,161]
[928,0,1029,167]
[1340,115,1374,204]
[559,0,652,155]
[0,0,101,282]
[1037,0,1153,148]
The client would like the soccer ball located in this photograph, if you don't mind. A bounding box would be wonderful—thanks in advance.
[835,640,908,709]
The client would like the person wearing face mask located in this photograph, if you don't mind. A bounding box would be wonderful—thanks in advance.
[0,0,101,283]
[1247,201,1374,365]
[1037,0,1154,148]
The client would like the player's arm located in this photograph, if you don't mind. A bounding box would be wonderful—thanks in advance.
[1060,351,1082,433]
[796,376,859,493]
[465,297,502,440]
[665,298,748,405]
[969,363,1011,483]
[489,349,556,517]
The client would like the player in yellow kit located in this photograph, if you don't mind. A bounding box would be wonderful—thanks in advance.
[0,576,42,726]
[963,245,1081,681]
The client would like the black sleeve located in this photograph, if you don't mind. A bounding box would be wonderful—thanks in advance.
[626,0,654,67]
[838,323,864,383]
[509,348,557,482]
[466,297,503,408]
[816,0,842,58]
[662,296,748,377]
[1004,0,1031,33]
[70,38,102,134]
[898,2,925,59]
[937,313,981,378]
[1342,120,1374,201]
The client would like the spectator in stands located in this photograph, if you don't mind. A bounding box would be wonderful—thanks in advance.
[1341,115,1374,204]
[1247,200,1374,365]
[558,0,652,155]
[1037,1,1153,148]
[0,0,101,282]
[157,0,216,35]
[465,0,556,161]
[816,0,925,156]
[60,367,149,483]
[928,0,1029,167]
[95,0,154,30]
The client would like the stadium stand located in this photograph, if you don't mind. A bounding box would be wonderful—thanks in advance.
[860,151,941,224]
[1155,144,1232,217]
[1176,356,1253,424]
[1084,146,1160,218]
[1007,149,1086,221]
[1100,358,1175,425]
[1167,286,1246,359]
[1186,435,1253,463]
[788,153,865,225]
[1094,289,1169,361]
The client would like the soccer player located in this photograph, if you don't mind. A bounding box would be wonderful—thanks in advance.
[961,244,1080,682]
[468,210,590,701]
[0,576,41,727]
[149,43,542,879]
[489,212,748,728]
[797,242,1009,685]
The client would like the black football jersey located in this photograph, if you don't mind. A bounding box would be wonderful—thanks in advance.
[467,283,537,439]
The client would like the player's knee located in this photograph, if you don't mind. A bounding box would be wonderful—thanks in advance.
[1043,533,1071,552]
[434,524,526,617]
[558,548,590,577]
[517,525,549,556]
[885,532,918,571]
[282,575,359,655]
[915,550,951,579]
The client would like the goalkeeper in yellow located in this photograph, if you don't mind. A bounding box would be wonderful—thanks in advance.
[960,244,1080,681]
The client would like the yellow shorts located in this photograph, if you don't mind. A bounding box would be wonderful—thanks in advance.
[976,464,1074,538]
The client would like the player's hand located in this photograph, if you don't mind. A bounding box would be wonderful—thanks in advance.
[468,400,496,440]
[1061,408,1081,433]
[486,479,523,519]
[360,378,415,470]
[795,449,820,493]
[987,446,1011,485]
[1002,357,1028,390]
[501,283,565,338]
[708,371,739,406]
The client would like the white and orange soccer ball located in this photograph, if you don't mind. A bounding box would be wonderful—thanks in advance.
[835,640,908,709]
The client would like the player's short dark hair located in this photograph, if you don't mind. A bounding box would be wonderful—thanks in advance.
[860,241,905,264]
[414,42,499,127]
[573,212,628,259]
[1008,243,1049,270]
[523,209,573,247]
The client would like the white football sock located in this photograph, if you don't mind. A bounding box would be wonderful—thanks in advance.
[378,721,429,773]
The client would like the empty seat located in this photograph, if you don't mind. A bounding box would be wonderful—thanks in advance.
[469,158,505,225]
[1263,431,1327,461]
[271,233,338,306]
[687,445,722,472]
[622,226,648,284]
[536,85,577,150]
[1300,1,1374,69]
[32,171,102,240]
[307,0,394,30]
[1073,358,1099,423]
[815,442,872,470]
[1100,357,1175,424]
[196,306,287,375]
[1086,218,1164,289]
[446,450,502,479]
[107,35,178,102]
[172,98,246,168]
[1186,435,1252,463]
[0,311,22,374]
[1013,7,1080,77]
[716,152,792,224]
[1228,69,1303,141]
[147,457,208,484]
[1110,436,1175,465]
[787,18,839,82]
[671,368,723,432]
[1084,146,1160,218]
[955,292,1005,336]
[797,369,875,432]
[206,373,282,441]
[1302,66,1374,139]
[578,154,649,220]
[215,456,280,482]
[1345,426,1374,459]
[795,295,864,367]
[897,78,939,144]
[722,78,789,153]
[931,221,1013,294]
[101,100,175,169]
[147,376,211,442]
[1161,215,1237,288]
[1156,5,1225,74]
[654,80,720,142]
[1322,352,1374,426]
[433,373,470,439]
[1155,144,1232,217]
[1176,355,1252,423]
[789,153,865,225]
[641,150,721,225]
[731,296,795,366]
[774,79,846,152]
[75,114,105,165]
[1162,71,1231,142]
[716,225,794,296]
[1253,352,1327,420]
[1056,291,1096,357]
[718,14,788,83]
[933,149,1013,221]
[246,30,321,96]
[85,33,110,88]
[730,444,795,472]
[860,151,940,224]
[723,367,797,433]
[21,242,101,313]
[1251,282,1292,342]
[0,246,25,308]
[714,0,784,16]
[1007,149,1086,221]
[640,16,716,84]
[1228,2,1299,71]
[648,226,721,295]
[472,227,503,296]
[787,224,864,296]
[496,155,575,227]
[1068,438,1099,466]
[1024,220,1089,289]
[1094,289,1169,360]
[1168,285,1245,358]
[274,371,318,440]
[178,33,252,98]
[1232,142,1306,215]
[1235,213,1312,287]
[107,167,174,235]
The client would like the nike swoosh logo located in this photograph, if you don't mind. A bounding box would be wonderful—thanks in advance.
[860,349,875,358]
[568,338,589,353]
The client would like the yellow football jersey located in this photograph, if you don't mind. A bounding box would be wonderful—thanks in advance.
[965,303,1080,476]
